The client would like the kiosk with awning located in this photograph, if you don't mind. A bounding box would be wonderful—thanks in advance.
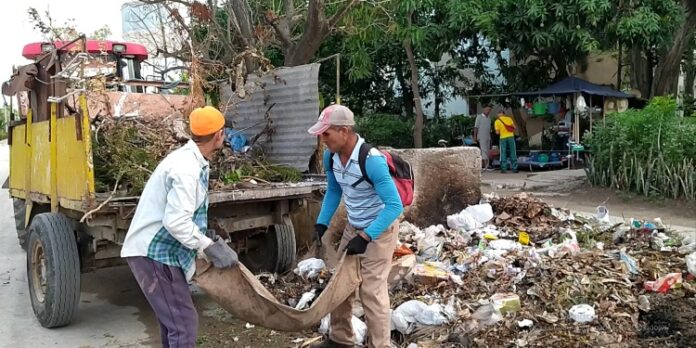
[516,76,635,143]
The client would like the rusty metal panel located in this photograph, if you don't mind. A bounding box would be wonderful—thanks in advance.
[220,64,321,172]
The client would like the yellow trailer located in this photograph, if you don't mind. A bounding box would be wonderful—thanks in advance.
[4,38,323,328]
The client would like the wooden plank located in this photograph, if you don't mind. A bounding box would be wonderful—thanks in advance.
[213,215,276,233]
[99,182,326,206]
[208,182,324,204]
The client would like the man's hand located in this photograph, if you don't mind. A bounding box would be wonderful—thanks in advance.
[203,237,238,269]
[314,224,328,246]
[345,233,370,255]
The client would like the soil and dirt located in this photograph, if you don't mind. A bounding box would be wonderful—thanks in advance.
[197,298,309,347]
[638,295,696,348]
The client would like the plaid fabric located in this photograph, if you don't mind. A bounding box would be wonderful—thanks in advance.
[147,165,211,274]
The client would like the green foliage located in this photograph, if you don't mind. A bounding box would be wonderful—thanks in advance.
[93,122,160,194]
[220,162,302,184]
[585,97,696,201]
[355,114,414,148]
[355,113,476,148]
[423,115,476,147]
[0,107,9,140]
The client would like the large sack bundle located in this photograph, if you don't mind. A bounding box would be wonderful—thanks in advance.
[194,254,361,331]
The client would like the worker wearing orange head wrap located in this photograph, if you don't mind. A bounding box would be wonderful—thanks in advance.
[122,105,237,348]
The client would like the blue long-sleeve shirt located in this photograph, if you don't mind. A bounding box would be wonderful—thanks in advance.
[316,137,403,240]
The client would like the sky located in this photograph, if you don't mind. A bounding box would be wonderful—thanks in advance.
[0,0,129,86]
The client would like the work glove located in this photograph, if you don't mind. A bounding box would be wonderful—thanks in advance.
[314,224,328,246]
[203,237,239,269]
[345,234,370,255]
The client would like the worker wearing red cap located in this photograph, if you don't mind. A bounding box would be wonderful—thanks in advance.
[122,106,238,348]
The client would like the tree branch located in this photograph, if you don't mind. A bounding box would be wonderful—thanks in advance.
[265,12,293,48]
[284,0,295,26]
[328,0,359,29]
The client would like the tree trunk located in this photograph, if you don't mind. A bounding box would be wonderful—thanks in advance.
[685,41,696,115]
[686,47,695,99]
[616,42,622,90]
[283,0,328,66]
[395,64,414,120]
[511,107,527,138]
[652,0,696,96]
[630,47,652,99]
[404,36,425,148]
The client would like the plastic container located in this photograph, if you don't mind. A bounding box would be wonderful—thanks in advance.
[547,101,561,114]
[532,101,547,116]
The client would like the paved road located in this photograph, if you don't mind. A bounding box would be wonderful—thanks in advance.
[0,141,157,348]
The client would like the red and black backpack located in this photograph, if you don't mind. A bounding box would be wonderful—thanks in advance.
[330,143,414,207]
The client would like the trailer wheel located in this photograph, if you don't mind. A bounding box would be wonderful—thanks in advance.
[242,223,296,274]
[13,199,28,250]
[27,213,80,328]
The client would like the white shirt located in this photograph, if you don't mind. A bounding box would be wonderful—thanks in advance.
[121,140,214,280]
[474,113,492,141]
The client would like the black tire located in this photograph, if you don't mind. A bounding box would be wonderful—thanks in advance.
[272,223,297,274]
[242,223,296,274]
[26,213,80,328]
[13,198,28,250]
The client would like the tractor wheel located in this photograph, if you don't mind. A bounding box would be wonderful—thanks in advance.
[26,213,80,328]
[242,222,297,274]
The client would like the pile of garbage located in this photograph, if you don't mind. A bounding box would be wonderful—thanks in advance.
[256,258,332,310]
[385,193,696,347]
[276,193,695,347]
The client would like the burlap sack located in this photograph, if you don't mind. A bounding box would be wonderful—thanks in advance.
[193,254,361,331]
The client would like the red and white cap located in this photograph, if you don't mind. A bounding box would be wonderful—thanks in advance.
[307,104,355,136]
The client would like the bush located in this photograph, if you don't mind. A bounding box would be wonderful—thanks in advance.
[355,114,414,148]
[355,114,476,148]
[0,108,8,141]
[584,97,696,201]
[423,115,475,147]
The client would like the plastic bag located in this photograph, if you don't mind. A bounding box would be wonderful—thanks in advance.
[644,273,683,293]
[293,258,326,279]
[595,205,611,224]
[471,304,503,326]
[414,225,445,261]
[619,249,640,275]
[465,204,494,224]
[687,252,696,277]
[295,290,317,310]
[391,300,450,334]
[568,304,595,323]
[488,239,523,251]
[319,315,367,346]
[447,210,482,231]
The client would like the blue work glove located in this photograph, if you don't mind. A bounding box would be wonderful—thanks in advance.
[314,224,328,246]
[345,234,370,255]
[203,237,238,269]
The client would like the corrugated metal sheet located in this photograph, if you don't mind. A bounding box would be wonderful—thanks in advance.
[220,64,320,172]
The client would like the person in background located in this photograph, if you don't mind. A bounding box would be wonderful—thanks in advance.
[554,107,573,150]
[494,110,518,173]
[473,104,493,170]
[121,106,239,348]
[308,104,403,348]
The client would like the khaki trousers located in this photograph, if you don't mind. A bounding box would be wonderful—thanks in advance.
[330,222,398,348]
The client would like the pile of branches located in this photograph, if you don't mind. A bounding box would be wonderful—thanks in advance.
[92,113,189,194]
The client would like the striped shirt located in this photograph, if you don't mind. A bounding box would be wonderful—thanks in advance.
[121,140,215,280]
[317,136,403,239]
